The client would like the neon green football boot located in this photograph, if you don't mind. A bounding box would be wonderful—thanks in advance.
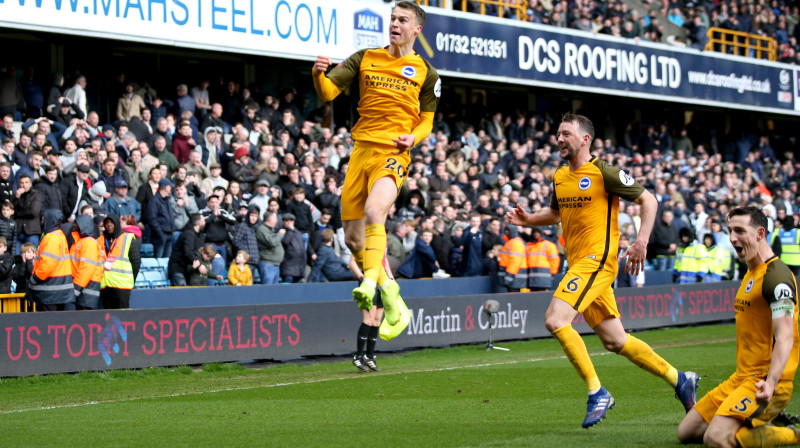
[380,279,401,326]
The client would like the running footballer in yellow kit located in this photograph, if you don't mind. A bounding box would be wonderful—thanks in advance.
[506,113,698,428]
[312,1,440,325]
[677,206,800,448]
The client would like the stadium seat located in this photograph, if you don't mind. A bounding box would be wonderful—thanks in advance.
[141,243,154,258]
[252,267,261,284]
[143,270,170,288]
[157,258,170,270]
[141,258,160,271]
[135,272,150,289]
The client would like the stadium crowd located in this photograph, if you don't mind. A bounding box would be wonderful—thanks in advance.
[0,62,798,296]
[455,0,800,59]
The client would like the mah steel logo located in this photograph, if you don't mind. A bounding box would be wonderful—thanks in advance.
[354,9,383,49]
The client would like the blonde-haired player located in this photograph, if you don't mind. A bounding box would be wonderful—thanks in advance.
[311,1,440,326]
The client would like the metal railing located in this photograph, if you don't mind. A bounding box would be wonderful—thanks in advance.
[417,0,529,21]
[0,293,35,313]
[704,27,777,61]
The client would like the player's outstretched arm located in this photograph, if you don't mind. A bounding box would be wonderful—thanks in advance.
[505,204,560,227]
[756,314,794,405]
[311,55,342,102]
[622,188,657,276]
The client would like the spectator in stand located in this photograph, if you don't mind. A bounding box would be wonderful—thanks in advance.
[285,187,313,240]
[16,150,44,184]
[200,163,228,198]
[146,178,175,258]
[228,250,253,286]
[170,180,199,234]
[167,213,205,286]
[105,178,141,222]
[117,83,146,122]
[397,228,446,279]
[650,209,680,271]
[196,126,221,169]
[0,201,17,253]
[256,211,284,284]
[152,134,179,176]
[200,193,236,276]
[0,163,13,205]
[13,242,35,294]
[231,206,261,282]
[171,121,196,165]
[309,228,356,282]
[187,244,223,286]
[175,84,195,117]
[458,212,485,277]
[200,103,224,133]
[96,157,127,198]
[229,146,257,195]
[0,115,14,143]
[280,213,308,283]
[14,174,42,253]
[0,236,12,294]
[33,165,63,213]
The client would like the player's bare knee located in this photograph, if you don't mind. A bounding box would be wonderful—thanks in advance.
[703,427,734,448]
[364,205,387,225]
[544,316,565,333]
[602,339,624,353]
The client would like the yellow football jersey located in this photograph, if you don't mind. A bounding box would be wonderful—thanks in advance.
[735,256,799,381]
[549,157,644,270]
[327,47,440,147]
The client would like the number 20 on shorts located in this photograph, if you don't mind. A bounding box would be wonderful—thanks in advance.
[384,157,407,179]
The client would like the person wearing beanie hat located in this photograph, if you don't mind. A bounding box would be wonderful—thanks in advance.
[229,144,256,195]
[311,1,440,325]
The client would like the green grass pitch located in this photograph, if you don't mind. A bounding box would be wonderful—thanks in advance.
[0,323,795,447]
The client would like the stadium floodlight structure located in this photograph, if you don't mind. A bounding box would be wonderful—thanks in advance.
[483,299,509,352]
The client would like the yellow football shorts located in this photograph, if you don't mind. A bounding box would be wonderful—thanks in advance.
[553,257,620,328]
[695,373,793,426]
[341,141,410,221]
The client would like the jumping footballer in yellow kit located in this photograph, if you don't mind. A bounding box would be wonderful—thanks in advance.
[506,113,698,428]
[312,1,440,325]
[677,206,800,448]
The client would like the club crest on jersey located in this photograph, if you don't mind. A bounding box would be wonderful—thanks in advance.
[619,170,635,186]
[579,177,591,190]
[775,283,794,300]
[401,66,417,78]
[745,279,754,293]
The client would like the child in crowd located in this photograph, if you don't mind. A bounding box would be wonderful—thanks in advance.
[188,244,224,286]
[0,201,17,255]
[0,237,14,293]
[13,242,35,295]
[228,250,253,286]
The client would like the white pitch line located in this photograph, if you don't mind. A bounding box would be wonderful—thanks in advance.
[1,337,731,415]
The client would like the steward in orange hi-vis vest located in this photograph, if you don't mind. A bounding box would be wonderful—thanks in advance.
[71,215,104,310]
[28,209,74,309]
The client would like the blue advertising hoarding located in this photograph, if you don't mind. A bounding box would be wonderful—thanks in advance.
[415,11,798,115]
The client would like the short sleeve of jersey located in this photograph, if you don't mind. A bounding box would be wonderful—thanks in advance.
[326,50,367,90]
[596,159,644,202]
[763,259,798,305]
[419,60,441,113]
